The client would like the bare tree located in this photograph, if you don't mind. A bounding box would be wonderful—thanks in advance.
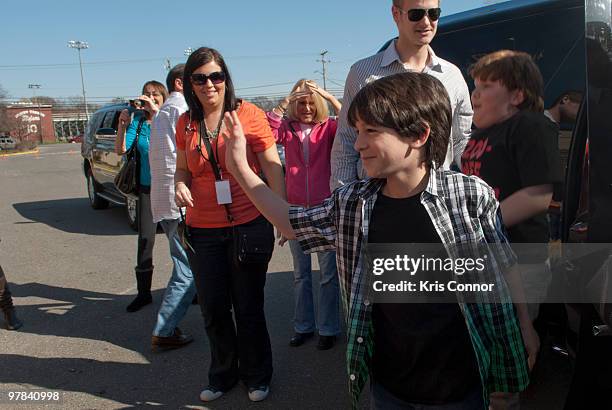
[30,96,58,106]
[0,84,10,134]
[54,96,100,114]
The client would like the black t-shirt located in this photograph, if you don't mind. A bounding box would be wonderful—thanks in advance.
[369,192,480,404]
[461,110,562,245]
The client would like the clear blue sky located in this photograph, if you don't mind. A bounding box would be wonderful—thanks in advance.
[0,0,501,105]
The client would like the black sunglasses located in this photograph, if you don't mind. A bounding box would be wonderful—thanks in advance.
[398,7,442,22]
[190,71,226,85]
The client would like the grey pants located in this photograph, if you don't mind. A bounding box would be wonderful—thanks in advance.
[136,190,156,273]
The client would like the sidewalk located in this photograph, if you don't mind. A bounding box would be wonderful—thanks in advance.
[0,149,40,157]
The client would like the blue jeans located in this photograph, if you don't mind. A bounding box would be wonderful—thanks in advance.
[370,381,485,410]
[152,218,197,337]
[289,240,340,336]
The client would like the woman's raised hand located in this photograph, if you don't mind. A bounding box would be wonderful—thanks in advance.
[222,110,249,175]
[274,90,311,116]
[118,109,130,128]
[139,94,160,114]
[305,80,332,101]
[287,89,311,103]
[305,80,342,113]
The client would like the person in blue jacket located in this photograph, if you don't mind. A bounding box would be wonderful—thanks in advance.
[115,80,168,312]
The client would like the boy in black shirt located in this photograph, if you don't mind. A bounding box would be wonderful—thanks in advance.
[461,50,562,407]
[462,50,562,249]
[222,72,537,409]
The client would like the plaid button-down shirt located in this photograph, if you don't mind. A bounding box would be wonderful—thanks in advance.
[289,169,529,408]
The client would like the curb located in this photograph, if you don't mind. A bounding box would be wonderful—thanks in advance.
[0,149,40,157]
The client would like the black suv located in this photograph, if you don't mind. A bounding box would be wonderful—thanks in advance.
[81,103,138,230]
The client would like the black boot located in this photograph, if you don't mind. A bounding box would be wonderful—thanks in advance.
[0,267,22,330]
[3,308,23,331]
[126,270,153,312]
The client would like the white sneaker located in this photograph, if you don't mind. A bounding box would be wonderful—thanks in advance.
[199,386,223,402]
[248,385,270,402]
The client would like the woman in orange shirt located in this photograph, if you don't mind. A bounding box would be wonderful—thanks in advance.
[174,47,284,403]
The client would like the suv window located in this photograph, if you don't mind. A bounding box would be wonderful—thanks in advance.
[101,111,117,129]
[86,113,103,142]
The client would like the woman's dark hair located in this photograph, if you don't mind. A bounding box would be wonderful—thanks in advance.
[347,72,451,169]
[183,47,238,121]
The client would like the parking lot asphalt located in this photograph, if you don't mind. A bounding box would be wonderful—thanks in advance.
[0,144,572,409]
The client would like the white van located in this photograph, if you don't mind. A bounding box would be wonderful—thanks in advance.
[0,136,16,150]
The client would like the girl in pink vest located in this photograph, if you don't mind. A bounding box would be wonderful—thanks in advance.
[266,79,342,350]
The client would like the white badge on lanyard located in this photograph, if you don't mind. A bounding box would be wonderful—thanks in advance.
[215,180,232,205]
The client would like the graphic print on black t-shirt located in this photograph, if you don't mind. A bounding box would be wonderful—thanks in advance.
[369,191,480,404]
[461,111,562,245]
[461,137,499,197]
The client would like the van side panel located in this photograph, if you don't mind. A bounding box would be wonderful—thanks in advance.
[432,1,586,105]
[585,0,612,242]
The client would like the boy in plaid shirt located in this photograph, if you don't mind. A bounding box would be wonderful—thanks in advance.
[221,72,536,409]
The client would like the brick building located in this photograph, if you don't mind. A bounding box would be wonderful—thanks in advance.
[4,103,88,144]
[6,104,55,144]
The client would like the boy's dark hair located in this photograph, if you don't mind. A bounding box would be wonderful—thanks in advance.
[347,72,451,169]
[183,47,238,122]
[469,50,544,112]
[166,64,185,93]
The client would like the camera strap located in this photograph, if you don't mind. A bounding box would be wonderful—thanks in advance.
[126,116,145,157]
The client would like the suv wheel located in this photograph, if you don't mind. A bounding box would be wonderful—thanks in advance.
[126,196,138,231]
[87,169,109,209]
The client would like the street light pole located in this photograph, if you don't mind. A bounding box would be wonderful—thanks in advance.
[67,40,90,119]
[184,47,194,57]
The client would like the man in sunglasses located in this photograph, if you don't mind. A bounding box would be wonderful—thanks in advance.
[330,0,472,190]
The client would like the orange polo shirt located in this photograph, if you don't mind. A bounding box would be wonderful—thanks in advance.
[175,101,275,228]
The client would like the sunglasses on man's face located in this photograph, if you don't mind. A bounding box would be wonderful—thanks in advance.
[190,71,226,85]
[398,7,442,22]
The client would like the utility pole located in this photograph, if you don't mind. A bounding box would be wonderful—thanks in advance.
[28,84,42,142]
[28,83,40,105]
[67,40,90,119]
[317,50,330,90]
